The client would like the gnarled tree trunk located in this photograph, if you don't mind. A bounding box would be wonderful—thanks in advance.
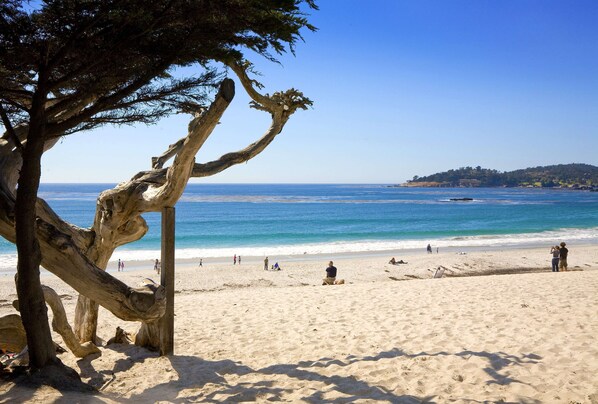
[15,84,59,369]
[0,62,312,350]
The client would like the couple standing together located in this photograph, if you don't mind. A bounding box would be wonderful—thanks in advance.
[550,242,569,272]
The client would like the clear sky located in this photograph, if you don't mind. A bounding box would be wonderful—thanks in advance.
[40,0,598,184]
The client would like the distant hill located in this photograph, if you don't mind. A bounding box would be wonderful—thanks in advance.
[402,164,598,189]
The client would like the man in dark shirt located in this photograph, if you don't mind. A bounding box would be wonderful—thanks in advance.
[323,261,337,285]
[559,242,569,271]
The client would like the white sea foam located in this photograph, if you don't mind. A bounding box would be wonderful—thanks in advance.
[100,226,598,264]
[0,253,17,274]
[1,227,596,273]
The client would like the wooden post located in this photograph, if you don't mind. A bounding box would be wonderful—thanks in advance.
[159,206,175,355]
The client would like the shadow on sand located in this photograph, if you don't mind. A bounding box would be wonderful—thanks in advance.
[3,344,540,403]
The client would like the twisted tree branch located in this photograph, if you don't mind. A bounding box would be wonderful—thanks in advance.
[41,286,101,358]
[191,61,312,178]
[0,65,310,346]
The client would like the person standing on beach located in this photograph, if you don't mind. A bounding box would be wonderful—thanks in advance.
[427,244,432,254]
[199,258,203,267]
[322,261,337,285]
[559,242,569,271]
[264,257,269,270]
[233,254,237,265]
[117,259,121,272]
[238,255,241,265]
[550,245,560,272]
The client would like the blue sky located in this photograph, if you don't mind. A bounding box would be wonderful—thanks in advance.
[41,0,598,184]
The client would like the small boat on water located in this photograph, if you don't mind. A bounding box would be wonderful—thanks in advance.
[449,197,474,201]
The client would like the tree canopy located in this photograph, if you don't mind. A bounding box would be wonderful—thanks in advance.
[1,0,316,136]
[0,0,317,375]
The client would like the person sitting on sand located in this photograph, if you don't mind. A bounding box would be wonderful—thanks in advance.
[274,262,280,271]
[322,261,337,285]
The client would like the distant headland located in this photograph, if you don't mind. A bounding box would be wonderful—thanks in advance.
[397,163,598,190]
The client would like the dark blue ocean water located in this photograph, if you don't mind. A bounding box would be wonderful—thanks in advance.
[1,184,597,268]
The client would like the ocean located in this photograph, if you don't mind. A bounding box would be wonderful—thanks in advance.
[1,183,597,271]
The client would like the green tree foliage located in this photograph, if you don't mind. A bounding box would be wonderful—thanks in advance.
[1,0,317,136]
[409,164,598,188]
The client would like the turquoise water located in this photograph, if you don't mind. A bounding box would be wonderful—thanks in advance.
[1,184,597,269]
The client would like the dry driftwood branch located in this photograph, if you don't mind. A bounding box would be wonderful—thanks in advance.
[0,62,310,348]
[73,77,236,342]
[191,61,312,178]
[41,286,101,358]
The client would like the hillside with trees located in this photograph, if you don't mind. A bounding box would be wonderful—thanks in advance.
[403,164,598,189]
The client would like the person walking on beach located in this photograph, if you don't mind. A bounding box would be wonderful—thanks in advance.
[121,261,125,271]
[238,255,241,265]
[264,257,269,270]
[559,242,569,271]
[154,259,160,274]
[117,259,121,272]
[550,245,560,272]
[233,254,237,265]
[427,244,432,254]
[199,258,203,267]
[322,261,337,285]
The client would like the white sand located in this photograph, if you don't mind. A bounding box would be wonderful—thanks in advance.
[1,244,598,403]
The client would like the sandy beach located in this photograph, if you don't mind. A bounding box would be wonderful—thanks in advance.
[2,0,598,402]
[1,244,598,403]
